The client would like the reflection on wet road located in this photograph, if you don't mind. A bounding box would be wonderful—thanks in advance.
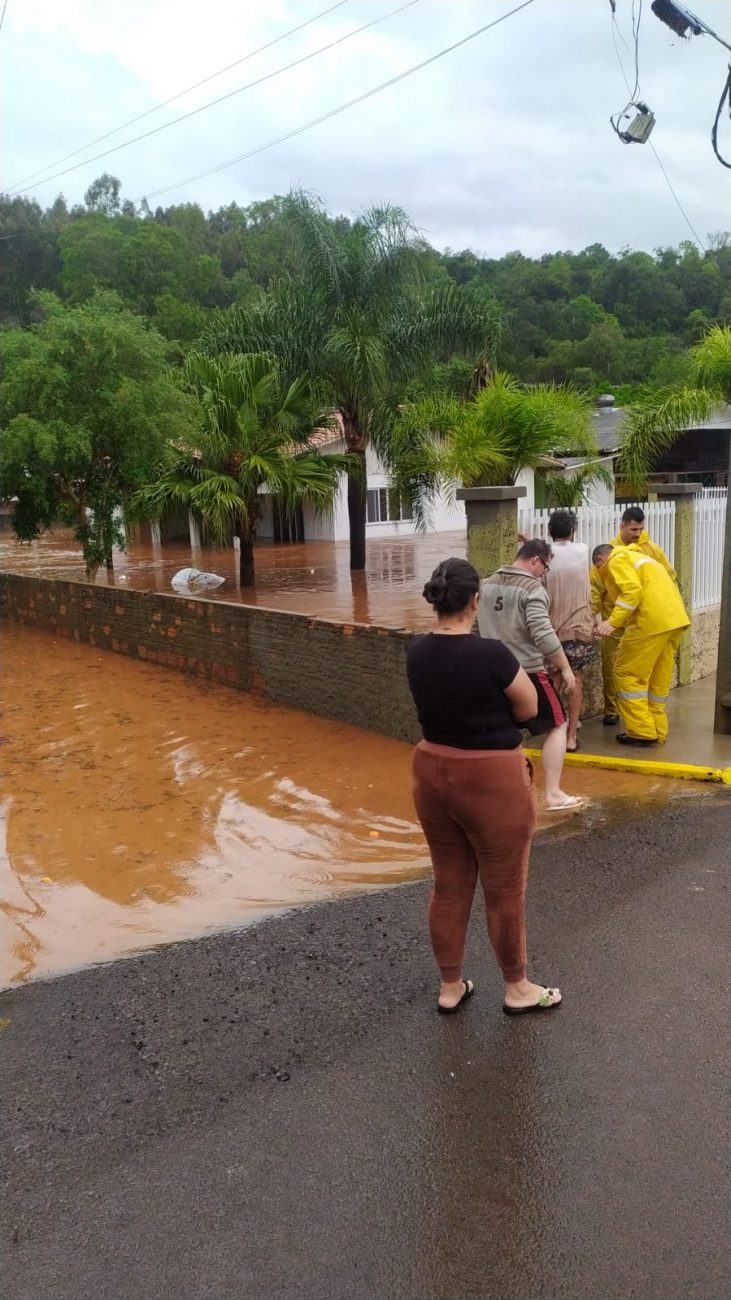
[1,625,710,987]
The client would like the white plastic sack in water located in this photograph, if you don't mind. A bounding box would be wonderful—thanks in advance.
[171,567,225,593]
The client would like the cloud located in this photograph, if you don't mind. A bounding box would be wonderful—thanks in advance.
[2,0,729,255]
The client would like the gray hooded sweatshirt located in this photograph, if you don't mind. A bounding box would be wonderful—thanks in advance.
[478,565,561,673]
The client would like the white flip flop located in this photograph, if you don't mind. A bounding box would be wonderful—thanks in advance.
[545,795,585,812]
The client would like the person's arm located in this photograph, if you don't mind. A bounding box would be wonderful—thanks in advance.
[590,564,605,616]
[503,666,538,722]
[598,551,642,632]
[524,590,575,693]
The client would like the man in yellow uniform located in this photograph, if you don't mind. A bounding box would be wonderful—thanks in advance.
[590,507,676,725]
[593,542,689,746]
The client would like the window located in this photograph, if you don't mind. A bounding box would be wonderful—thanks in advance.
[366,487,412,524]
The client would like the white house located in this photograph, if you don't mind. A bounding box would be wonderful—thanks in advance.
[257,427,543,544]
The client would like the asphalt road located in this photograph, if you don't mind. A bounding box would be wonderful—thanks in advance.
[2,795,729,1300]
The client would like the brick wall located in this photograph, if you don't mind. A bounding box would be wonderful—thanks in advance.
[1,572,714,740]
[0,573,421,744]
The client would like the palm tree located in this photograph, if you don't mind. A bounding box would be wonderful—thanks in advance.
[134,351,353,587]
[618,325,731,490]
[545,462,615,508]
[201,191,500,570]
[387,372,597,529]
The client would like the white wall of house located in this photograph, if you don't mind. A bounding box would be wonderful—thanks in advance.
[256,438,541,543]
[562,455,616,509]
[514,468,535,511]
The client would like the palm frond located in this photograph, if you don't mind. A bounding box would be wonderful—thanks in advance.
[545,461,614,508]
[323,311,388,409]
[618,385,718,491]
[285,189,348,308]
[691,324,731,400]
[387,282,500,388]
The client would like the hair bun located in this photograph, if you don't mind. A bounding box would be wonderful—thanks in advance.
[423,571,447,605]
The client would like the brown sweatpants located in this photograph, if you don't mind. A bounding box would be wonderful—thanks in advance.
[411,741,537,985]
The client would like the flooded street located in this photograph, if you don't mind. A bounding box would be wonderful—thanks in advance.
[1,623,707,988]
[0,527,464,629]
[1,623,428,986]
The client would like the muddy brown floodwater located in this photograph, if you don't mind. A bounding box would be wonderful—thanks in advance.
[0,527,466,628]
[0,623,710,988]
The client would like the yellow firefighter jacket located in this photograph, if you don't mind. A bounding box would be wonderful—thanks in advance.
[590,528,676,619]
[602,544,689,635]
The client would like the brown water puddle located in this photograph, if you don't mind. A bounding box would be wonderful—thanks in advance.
[0,624,710,987]
[0,527,465,629]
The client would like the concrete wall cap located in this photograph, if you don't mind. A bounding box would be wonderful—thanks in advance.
[456,486,527,502]
[653,484,702,497]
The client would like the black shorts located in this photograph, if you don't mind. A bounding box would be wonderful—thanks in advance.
[525,669,566,736]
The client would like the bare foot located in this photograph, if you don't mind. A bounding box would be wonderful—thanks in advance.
[504,979,561,1010]
[438,978,473,1010]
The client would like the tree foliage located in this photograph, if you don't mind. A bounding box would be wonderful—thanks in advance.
[617,325,731,490]
[1,177,729,382]
[133,352,354,586]
[201,190,500,568]
[0,291,198,577]
[388,373,596,530]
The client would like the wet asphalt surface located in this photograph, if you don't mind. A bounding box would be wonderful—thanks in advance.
[1,796,730,1300]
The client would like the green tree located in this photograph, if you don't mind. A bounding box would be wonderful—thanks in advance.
[84,172,122,216]
[202,191,500,569]
[133,352,354,586]
[0,292,197,578]
[388,372,596,529]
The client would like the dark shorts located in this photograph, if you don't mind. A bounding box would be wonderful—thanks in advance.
[561,639,596,673]
[525,669,566,736]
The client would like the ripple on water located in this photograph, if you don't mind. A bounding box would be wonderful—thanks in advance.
[0,623,428,986]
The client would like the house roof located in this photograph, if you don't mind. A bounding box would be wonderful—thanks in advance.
[307,412,345,450]
[590,401,731,454]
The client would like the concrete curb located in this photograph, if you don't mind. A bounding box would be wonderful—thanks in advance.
[523,748,731,785]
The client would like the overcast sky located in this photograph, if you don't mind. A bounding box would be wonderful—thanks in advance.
[2,0,730,257]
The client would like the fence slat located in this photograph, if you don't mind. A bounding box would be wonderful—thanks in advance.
[518,492,727,611]
[517,500,676,568]
[692,492,727,609]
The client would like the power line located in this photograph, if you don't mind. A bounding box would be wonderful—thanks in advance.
[9,0,420,198]
[0,0,8,34]
[610,10,706,250]
[648,142,707,244]
[6,0,356,191]
[141,0,537,205]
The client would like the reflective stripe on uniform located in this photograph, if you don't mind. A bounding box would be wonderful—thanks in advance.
[616,689,648,699]
[615,600,636,610]
[649,693,669,703]
[632,556,655,568]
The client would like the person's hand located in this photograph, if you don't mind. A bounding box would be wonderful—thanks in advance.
[561,666,576,694]
[595,620,614,638]
[517,531,529,544]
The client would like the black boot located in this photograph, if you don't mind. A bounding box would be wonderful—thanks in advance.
[603,714,619,726]
[616,733,657,747]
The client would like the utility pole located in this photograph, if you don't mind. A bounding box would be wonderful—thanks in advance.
[714,438,731,733]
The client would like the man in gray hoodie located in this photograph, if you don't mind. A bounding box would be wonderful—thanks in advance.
[477,539,583,811]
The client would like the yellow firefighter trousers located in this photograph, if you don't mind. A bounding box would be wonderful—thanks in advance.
[613,628,682,741]
[600,629,622,715]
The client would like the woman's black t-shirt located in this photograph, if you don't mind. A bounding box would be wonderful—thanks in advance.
[406,633,522,750]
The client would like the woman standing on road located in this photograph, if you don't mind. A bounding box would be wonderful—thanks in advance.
[406,558,562,1017]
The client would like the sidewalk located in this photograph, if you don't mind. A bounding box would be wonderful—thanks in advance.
[533,674,731,783]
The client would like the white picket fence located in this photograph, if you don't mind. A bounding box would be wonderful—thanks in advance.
[693,491,727,609]
[517,500,676,564]
[518,491,727,612]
